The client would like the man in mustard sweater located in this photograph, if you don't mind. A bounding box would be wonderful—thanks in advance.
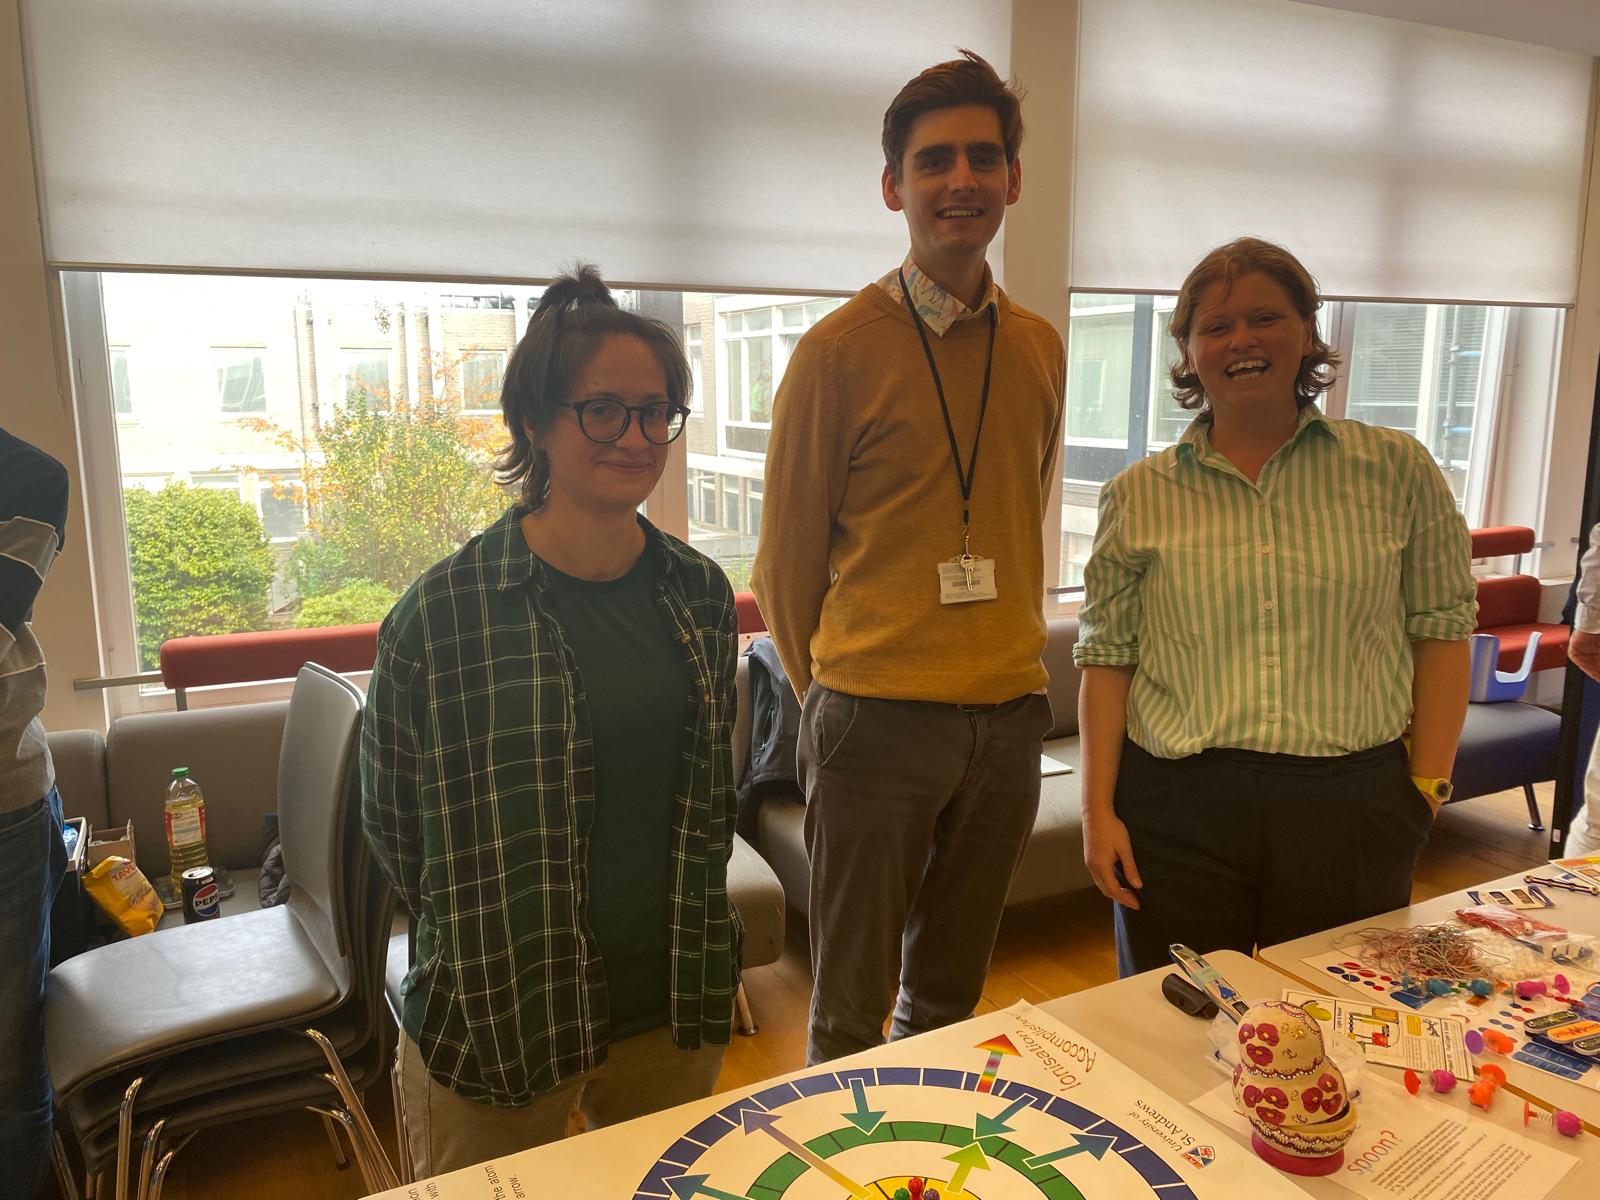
[752,51,1066,1064]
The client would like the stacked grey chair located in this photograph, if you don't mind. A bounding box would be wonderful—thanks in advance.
[44,664,399,1200]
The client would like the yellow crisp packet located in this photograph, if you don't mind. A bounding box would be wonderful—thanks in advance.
[84,855,162,937]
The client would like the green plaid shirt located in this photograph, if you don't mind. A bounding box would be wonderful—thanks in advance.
[361,507,739,1106]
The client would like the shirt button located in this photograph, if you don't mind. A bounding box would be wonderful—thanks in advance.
[1259,544,1273,555]
[679,632,691,644]
[1265,657,1278,667]
[1264,600,1277,611]
[1266,712,1280,723]
[703,692,714,703]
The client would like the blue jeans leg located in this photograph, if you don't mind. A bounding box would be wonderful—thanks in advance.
[0,787,67,1200]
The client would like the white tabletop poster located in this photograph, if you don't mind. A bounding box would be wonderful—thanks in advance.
[368,1001,1311,1200]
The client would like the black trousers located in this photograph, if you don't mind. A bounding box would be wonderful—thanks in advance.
[1112,737,1436,977]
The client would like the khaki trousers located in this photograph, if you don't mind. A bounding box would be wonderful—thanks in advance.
[399,1027,725,1177]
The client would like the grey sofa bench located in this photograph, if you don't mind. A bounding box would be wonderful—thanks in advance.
[45,697,785,970]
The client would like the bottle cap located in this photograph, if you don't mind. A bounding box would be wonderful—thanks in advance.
[172,767,190,778]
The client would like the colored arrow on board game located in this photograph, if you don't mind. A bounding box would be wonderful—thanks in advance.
[841,1078,886,1134]
[973,1093,1033,1137]
[942,1143,992,1197]
[1022,1132,1120,1169]
[740,1110,875,1199]
[973,1035,1019,1094]
[664,1174,754,1200]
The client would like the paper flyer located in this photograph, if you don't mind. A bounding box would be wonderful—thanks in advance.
[1195,1070,1577,1199]
[367,1001,1311,1200]
[1282,989,1471,1078]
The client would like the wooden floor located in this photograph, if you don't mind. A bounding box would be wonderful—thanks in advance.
[52,784,1556,1200]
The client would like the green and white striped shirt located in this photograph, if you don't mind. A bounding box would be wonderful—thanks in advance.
[1074,406,1475,759]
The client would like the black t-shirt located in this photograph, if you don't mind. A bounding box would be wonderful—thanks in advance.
[541,550,687,1038]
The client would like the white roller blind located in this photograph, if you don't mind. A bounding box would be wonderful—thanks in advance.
[21,0,1010,291]
[1072,0,1594,304]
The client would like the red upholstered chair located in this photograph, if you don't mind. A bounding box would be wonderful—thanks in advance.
[1469,527,1568,673]
[160,624,380,709]
[734,591,767,635]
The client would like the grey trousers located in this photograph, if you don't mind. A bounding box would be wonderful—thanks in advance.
[399,1027,725,1177]
[799,685,1051,1064]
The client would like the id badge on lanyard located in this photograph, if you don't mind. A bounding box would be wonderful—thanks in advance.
[900,269,1000,606]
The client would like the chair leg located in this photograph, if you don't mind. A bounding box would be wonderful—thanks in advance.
[51,1130,83,1200]
[1525,784,1545,832]
[309,1106,379,1195]
[735,981,757,1036]
[304,1029,399,1190]
[140,1132,190,1200]
[135,1117,166,1200]
[390,1046,412,1183]
[115,1076,144,1200]
[320,1113,351,1169]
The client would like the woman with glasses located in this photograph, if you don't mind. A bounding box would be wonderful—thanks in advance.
[362,265,740,1176]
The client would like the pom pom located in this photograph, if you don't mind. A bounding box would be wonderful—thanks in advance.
[1484,1030,1515,1055]
[1427,978,1454,996]
[1467,978,1493,997]
[1554,1111,1582,1137]
[1553,974,1571,995]
[1431,1070,1456,1093]
[1515,979,1548,999]
[1477,1064,1507,1085]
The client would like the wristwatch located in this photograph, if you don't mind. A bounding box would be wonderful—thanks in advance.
[1411,775,1453,806]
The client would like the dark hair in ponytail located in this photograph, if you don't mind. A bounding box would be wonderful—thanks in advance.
[494,263,691,510]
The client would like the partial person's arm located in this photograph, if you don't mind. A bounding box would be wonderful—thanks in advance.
[1408,639,1471,800]
[0,430,69,662]
[360,618,426,916]
[750,333,847,699]
[1570,523,1600,681]
[1080,665,1140,907]
[1399,439,1476,809]
[1072,476,1146,906]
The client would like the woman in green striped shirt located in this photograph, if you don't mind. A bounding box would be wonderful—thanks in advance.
[1074,238,1476,976]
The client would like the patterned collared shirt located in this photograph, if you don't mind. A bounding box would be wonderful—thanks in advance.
[1074,407,1476,759]
[876,253,1000,337]
[361,507,739,1105]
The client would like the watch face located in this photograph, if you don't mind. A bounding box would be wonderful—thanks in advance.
[1431,780,1452,801]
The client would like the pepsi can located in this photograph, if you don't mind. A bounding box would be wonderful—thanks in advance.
[181,866,220,923]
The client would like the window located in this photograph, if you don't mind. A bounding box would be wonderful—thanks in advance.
[685,323,704,414]
[191,471,242,494]
[111,347,133,416]
[461,349,507,414]
[215,349,266,413]
[258,475,305,541]
[1345,303,1503,510]
[722,476,743,535]
[718,297,842,458]
[1056,292,1525,590]
[340,348,390,409]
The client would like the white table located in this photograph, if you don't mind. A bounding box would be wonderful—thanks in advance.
[1257,869,1600,1133]
[364,948,1599,1198]
[1045,949,1600,1198]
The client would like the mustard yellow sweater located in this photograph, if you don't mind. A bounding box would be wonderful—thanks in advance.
[752,283,1065,704]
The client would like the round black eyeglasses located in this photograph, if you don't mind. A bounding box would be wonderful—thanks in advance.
[560,399,689,445]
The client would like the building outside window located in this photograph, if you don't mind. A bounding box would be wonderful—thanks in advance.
[1056,294,1511,589]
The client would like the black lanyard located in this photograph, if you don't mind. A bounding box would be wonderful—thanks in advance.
[899,268,997,531]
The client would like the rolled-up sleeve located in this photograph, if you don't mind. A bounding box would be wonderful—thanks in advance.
[361,613,426,917]
[1400,439,1476,641]
[1073,476,1144,668]
[1575,523,1600,634]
